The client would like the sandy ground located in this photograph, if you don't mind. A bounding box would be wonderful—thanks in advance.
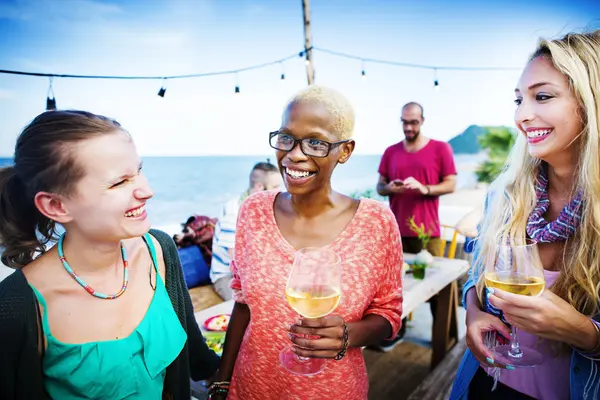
[441,185,487,208]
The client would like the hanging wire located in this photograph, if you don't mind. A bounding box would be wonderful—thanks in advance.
[0,51,304,80]
[1,45,521,88]
[312,47,521,71]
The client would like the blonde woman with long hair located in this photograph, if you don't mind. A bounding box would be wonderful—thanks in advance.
[450,30,600,400]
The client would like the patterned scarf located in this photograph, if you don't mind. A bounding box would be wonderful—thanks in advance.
[526,165,583,243]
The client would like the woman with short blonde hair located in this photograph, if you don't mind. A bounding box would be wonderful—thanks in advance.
[210,86,403,399]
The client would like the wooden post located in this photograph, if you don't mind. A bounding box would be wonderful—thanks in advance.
[302,0,315,85]
[431,281,459,370]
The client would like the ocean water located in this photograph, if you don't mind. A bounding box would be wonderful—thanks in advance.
[0,154,483,233]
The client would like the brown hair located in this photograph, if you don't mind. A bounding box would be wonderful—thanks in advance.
[0,110,124,268]
[252,161,279,174]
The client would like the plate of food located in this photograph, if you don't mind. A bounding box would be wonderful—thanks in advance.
[203,314,230,331]
[204,331,226,356]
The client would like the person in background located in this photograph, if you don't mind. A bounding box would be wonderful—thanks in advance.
[209,85,403,400]
[210,161,281,300]
[0,110,219,399]
[376,102,457,350]
[451,30,600,399]
[455,205,483,239]
[455,204,483,254]
[377,102,458,254]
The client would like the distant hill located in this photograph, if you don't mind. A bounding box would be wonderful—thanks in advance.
[448,125,487,154]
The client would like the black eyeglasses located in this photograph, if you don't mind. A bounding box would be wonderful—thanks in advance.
[269,131,350,158]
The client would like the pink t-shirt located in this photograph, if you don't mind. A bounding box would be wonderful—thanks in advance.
[499,269,570,400]
[378,139,457,237]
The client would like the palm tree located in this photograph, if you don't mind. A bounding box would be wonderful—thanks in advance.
[475,127,517,183]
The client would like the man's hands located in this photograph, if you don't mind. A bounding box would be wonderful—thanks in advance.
[377,175,431,196]
[403,177,429,195]
[383,180,405,194]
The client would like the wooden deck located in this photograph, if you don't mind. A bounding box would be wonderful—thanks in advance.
[189,285,224,311]
[365,343,433,400]
[192,342,436,400]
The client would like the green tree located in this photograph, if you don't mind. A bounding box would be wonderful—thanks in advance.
[475,127,517,183]
[350,188,375,199]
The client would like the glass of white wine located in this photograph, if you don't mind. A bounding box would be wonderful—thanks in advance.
[279,247,342,376]
[484,239,545,368]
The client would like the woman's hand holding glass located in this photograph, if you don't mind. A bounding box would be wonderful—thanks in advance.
[479,240,600,367]
[288,315,346,359]
[488,283,599,352]
[483,239,546,367]
[465,306,512,368]
[280,247,342,375]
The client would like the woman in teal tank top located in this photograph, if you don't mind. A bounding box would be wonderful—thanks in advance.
[0,111,220,399]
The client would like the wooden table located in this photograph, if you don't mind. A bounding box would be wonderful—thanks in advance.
[402,254,470,369]
[194,255,469,369]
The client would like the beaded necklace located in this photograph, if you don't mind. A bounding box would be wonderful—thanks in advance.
[58,233,129,299]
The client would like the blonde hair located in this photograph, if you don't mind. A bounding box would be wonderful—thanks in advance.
[475,30,600,316]
[285,85,355,140]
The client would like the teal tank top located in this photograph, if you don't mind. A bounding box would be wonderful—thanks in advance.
[29,233,187,400]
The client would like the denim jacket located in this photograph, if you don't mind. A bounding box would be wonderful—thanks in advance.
[450,191,600,400]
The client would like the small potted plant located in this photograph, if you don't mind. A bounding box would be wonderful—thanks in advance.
[407,216,434,279]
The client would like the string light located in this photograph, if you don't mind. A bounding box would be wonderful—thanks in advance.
[234,73,240,95]
[0,45,524,109]
[46,77,56,111]
[0,50,303,80]
[299,50,310,66]
[157,79,167,97]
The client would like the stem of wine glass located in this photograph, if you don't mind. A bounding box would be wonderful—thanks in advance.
[508,325,523,359]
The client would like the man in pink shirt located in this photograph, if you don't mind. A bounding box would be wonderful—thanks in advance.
[376,102,457,350]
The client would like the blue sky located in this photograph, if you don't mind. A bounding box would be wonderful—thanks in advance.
[0,0,598,156]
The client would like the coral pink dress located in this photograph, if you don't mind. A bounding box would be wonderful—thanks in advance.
[229,191,403,400]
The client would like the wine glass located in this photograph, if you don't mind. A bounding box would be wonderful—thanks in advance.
[484,239,545,368]
[279,247,342,376]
